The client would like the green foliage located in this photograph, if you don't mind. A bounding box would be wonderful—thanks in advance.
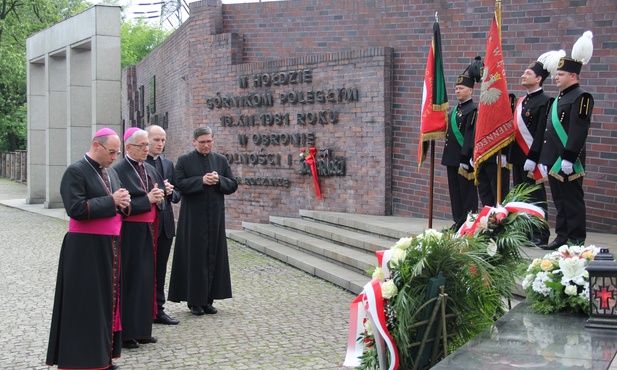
[358,185,544,369]
[121,18,170,69]
[0,0,93,151]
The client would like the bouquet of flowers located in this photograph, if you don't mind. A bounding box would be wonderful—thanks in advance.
[521,244,601,315]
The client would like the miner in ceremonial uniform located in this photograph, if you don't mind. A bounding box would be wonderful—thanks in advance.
[510,55,553,247]
[540,31,594,250]
[441,59,481,230]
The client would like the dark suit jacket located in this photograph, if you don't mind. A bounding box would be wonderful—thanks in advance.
[146,154,181,239]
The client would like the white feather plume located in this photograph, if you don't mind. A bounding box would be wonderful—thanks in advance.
[538,49,566,77]
[572,30,593,65]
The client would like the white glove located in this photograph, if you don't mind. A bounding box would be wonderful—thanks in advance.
[523,159,536,172]
[459,163,469,171]
[497,154,508,167]
[469,158,474,168]
[540,165,548,174]
[561,159,574,175]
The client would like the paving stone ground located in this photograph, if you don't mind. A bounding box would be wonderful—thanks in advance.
[0,179,356,369]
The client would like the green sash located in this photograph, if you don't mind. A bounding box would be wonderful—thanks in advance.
[450,107,464,147]
[549,98,584,180]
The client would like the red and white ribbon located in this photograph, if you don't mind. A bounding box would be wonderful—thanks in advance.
[457,202,545,237]
[376,250,394,280]
[343,278,399,369]
[514,98,546,181]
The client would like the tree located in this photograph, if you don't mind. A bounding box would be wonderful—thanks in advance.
[0,0,91,151]
[0,0,170,152]
[121,18,170,69]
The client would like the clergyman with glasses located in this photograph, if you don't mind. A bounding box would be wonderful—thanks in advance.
[46,128,129,370]
[168,126,238,316]
[113,127,166,349]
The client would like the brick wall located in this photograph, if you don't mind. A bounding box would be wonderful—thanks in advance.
[123,0,617,233]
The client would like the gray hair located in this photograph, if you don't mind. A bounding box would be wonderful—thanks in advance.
[193,126,212,139]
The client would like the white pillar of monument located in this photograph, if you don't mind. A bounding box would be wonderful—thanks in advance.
[26,5,121,207]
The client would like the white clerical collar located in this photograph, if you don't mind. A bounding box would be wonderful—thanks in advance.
[150,154,160,160]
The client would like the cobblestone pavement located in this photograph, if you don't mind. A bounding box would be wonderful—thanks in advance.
[0,179,356,369]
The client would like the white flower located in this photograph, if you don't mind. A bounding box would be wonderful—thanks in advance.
[557,244,570,253]
[522,274,534,289]
[381,280,398,299]
[564,284,578,296]
[479,216,488,229]
[364,319,374,336]
[419,229,443,243]
[372,267,385,282]
[579,286,590,301]
[559,257,587,286]
[530,258,542,269]
[487,238,497,256]
[392,237,412,251]
[390,248,406,264]
[532,271,552,297]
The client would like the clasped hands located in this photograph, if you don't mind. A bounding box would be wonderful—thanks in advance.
[203,171,219,186]
[113,188,131,209]
[147,184,166,204]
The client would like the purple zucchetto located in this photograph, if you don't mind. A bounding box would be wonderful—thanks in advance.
[94,128,118,138]
[124,127,140,141]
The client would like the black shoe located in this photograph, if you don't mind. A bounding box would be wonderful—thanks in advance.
[540,237,567,250]
[202,304,218,315]
[154,312,180,325]
[137,336,158,344]
[107,363,119,370]
[532,238,549,247]
[122,339,140,349]
[191,305,205,315]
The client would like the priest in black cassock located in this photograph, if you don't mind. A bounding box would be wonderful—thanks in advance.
[113,128,166,349]
[46,128,130,370]
[168,126,238,315]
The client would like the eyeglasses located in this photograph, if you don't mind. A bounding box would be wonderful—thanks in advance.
[99,142,121,156]
[128,143,150,150]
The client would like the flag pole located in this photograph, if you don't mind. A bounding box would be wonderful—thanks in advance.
[496,0,504,205]
[427,11,439,229]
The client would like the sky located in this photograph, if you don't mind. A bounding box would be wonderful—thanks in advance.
[115,0,281,29]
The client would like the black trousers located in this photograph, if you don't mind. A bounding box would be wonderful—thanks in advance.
[548,174,586,243]
[446,166,478,229]
[512,164,550,243]
[156,235,173,312]
[477,162,510,207]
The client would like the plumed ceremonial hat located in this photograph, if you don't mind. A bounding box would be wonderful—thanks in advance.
[456,56,483,88]
[557,31,593,75]
[527,61,550,85]
[537,49,566,78]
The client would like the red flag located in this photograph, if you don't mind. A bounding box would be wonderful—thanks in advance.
[473,12,514,173]
[418,21,448,169]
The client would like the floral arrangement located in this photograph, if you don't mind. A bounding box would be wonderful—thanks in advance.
[521,244,600,315]
[345,185,546,370]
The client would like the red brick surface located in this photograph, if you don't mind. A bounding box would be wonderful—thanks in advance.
[123,0,617,233]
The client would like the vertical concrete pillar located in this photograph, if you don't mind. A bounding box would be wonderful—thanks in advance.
[27,59,47,204]
[26,5,121,207]
[45,51,68,208]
